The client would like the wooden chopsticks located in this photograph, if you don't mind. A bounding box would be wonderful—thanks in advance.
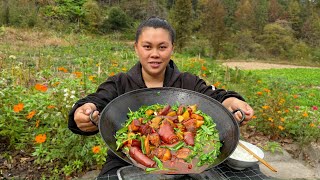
[239,142,277,172]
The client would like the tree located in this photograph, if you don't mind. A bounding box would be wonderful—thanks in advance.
[301,13,320,47]
[252,0,268,34]
[259,20,295,57]
[201,0,226,56]
[234,0,254,31]
[287,0,302,37]
[268,0,284,22]
[170,0,193,51]
[222,0,237,32]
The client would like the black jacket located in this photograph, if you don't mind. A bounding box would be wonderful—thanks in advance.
[68,60,244,135]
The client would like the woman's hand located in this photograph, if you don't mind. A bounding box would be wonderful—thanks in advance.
[74,103,99,132]
[222,97,254,125]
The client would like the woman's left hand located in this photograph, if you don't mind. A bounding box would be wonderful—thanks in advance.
[222,97,254,125]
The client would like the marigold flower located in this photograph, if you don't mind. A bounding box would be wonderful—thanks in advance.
[262,105,270,109]
[35,84,48,92]
[278,125,284,131]
[26,110,36,119]
[310,123,315,127]
[263,88,271,93]
[73,72,82,78]
[213,82,221,88]
[13,103,24,113]
[302,112,308,117]
[252,115,257,119]
[312,106,318,111]
[52,82,60,87]
[268,117,274,122]
[285,109,289,113]
[121,67,127,71]
[202,73,206,77]
[88,75,96,82]
[257,92,263,95]
[201,65,207,71]
[47,105,55,109]
[92,146,101,154]
[35,134,46,144]
[280,117,285,122]
[109,72,115,76]
[293,94,299,99]
[58,67,68,73]
[35,120,40,128]
[112,63,118,67]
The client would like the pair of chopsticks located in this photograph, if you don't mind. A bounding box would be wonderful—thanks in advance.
[239,142,277,172]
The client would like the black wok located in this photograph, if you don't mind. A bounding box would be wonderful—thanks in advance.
[98,87,240,172]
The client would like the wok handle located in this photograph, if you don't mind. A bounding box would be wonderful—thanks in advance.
[231,108,246,125]
[89,110,99,127]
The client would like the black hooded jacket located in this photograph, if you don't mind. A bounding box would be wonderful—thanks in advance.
[68,60,244,135]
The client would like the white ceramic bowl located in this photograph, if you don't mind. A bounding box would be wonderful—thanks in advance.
[226,140,264,170]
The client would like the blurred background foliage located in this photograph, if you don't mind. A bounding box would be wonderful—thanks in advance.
[0,0,320,64]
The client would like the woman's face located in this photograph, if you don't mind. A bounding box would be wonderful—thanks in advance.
[135,27,174,78]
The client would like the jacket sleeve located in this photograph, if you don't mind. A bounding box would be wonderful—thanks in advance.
[181,73,245,103]
[68,76,120,136]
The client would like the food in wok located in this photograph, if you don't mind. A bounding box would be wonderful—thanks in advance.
[115,103,222,174]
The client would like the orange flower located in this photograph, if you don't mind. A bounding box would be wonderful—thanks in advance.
[35,134,46,144]
[262,105,270,110]
[257,92,263,95]
[47,105,55,109]
[284,109,289,113]
[268,117,274,122]
[201,65,207,71]
[26,110,36,119]
[35,120,40,128]
[302,112,308,117]
[13,103,24,113]
[263,88,271,93]
[293,94,299,99]
[213,82,221,88]
[278,125,285,131]
[252,115,257,119]
[109,72,115,76]
[202,73,206,77]
[52,82,60,87]
[309,123,315,127]
[73,72,82,78]
[88,75,96,82]
[58,67,68,73]
[92,146,101,154]
[280,117,285,122]
[35,84,48,92]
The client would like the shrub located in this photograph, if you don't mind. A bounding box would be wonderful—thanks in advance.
[100,7,131,33]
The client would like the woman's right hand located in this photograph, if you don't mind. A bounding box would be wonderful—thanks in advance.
[74,103,99,132]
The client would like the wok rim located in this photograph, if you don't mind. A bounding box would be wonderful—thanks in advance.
[98,87,240,172]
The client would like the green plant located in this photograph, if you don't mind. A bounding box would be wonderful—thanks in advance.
[263,141,283,153]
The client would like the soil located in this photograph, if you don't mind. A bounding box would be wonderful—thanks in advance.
[1,61,318,179]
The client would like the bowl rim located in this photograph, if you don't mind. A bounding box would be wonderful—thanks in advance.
[229,140,264,162]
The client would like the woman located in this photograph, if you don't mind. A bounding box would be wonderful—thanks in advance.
[68,17,254,178]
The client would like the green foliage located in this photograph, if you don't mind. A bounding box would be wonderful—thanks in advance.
[259,21,295,58]
[100,6,131,33]
[263,141,283,153]
[201,0,226,56]
[170,0,193,51]
[83,0,102,32]
[0,0,39,27]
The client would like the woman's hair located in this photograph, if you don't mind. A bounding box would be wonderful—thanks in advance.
[135,17,176,44]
